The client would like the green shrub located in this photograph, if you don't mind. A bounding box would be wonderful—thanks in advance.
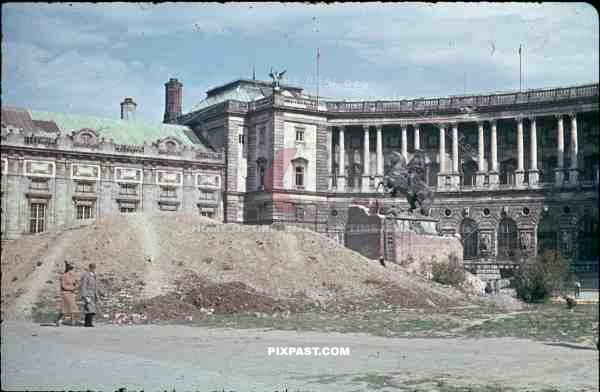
[432,253,465,287]
[513,250,569,303]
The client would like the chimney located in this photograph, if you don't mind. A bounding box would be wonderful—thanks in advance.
[163,78,183,124]
[120,97,136,121]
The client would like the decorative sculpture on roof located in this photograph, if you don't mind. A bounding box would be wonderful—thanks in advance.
[268,68,286,91]
[378,150,434,215]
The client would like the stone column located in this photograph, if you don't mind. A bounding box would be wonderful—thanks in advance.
[414,125,420,151]
[401,125,408,161]
[375,125,383,181]
[451,123,459,173]
[554,114,565,185]
[568,113,579,185]
[515,116,525,187]
[439,124,446,174]
[326,126,333,190]
[437,123,447,190]
[475,121,486,187]
[338,126,346,190]
[450,123,460,189]
[362,125,371,192]
[489,120,499,187]
[528,116,539,185]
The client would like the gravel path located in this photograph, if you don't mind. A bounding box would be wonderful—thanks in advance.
[2,321,597,391]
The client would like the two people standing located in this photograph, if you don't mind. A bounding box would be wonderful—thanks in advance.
[55,261,98,327]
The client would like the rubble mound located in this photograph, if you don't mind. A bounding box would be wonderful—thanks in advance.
[1,212,500,321]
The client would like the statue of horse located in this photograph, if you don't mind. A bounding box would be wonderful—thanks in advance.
[377,150,433,215]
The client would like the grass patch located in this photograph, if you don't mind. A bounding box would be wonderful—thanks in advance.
[464,303,598,342]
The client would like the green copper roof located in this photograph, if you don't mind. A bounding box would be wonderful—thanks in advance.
[29,110,198,146]
[191,82,271,112]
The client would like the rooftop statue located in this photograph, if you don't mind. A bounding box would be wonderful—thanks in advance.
[378,150,434,215]
[268,68,286,90]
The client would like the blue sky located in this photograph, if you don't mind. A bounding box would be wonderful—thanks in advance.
[2,2,598,122]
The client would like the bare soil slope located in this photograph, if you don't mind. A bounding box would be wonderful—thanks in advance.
[2,213,494,321]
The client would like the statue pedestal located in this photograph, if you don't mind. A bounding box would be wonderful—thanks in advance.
[344,205,463,273]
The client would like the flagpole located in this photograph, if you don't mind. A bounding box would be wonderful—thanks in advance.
[316,48,320,111]
[519,44,522,92]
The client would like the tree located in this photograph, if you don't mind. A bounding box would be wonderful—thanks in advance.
[513,250,570,303]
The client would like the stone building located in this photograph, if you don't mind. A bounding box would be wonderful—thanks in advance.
[1,96,224,239]
[2,77,598,285]
[174,78,598,284]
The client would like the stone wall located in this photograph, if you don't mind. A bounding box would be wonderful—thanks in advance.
[393,231,463,267]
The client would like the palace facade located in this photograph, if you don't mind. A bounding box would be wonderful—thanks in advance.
[2,77,598,284]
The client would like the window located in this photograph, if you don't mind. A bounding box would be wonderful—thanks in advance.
[119,183,138,195]
[578,215,599,260]
[259,127,266,146]
[199,190,216,201]
[80,133,92,145]
[76,205,93,220]
[160,186,177,198]
[76,182,93,193]
[120,207,136,214]
[295,127,304,142]
[29,203,46,233]
[200,208,215,218]
[30,179,49,191]
[238,134,245,145]
[258,166,266,186]
[295,166,304,188]
[165,141,177,153]
[461,218,479,259]
[497,218,518,260]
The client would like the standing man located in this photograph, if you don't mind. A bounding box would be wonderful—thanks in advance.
[574,280,581,299]
[80,263,98,327]
[55,261,78,326]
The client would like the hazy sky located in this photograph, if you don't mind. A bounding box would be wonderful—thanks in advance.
[2,2,598,122]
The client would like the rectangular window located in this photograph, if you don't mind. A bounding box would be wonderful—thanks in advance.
[120,207,136,213]
[76,205,93,220]
[160,186,177,198]
[239,134,245,145]
[295,166,304,188]
[295,127,304,142]
[29,203,46,233]
[119,183,138,195]
[259,127,266,146]
[75,182,93,193]
[200,210,215,218]
[259,166,266,186]
[200,190,216,201]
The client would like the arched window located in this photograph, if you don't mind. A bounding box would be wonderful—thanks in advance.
[497,218,518,260]
[537,214,558,254]
[578,215,599,261]
[165,140,177,153]
[461,218,479,259]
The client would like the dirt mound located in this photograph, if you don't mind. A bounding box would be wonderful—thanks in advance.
[1,212,489,321]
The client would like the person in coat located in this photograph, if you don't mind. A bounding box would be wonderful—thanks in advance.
[55,261,78,326]
[80,263,98,327]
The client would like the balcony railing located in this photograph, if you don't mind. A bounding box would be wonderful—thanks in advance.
[24,136,57,146]
[282,83,599,114]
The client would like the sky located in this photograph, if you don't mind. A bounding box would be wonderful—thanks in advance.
[2,2,598,122]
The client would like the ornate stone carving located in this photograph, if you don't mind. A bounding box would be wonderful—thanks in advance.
[520,231,531,251]
[480,232,492,253]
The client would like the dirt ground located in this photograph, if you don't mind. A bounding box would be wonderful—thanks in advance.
[2,320,598,391]
[2,213,501,322]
